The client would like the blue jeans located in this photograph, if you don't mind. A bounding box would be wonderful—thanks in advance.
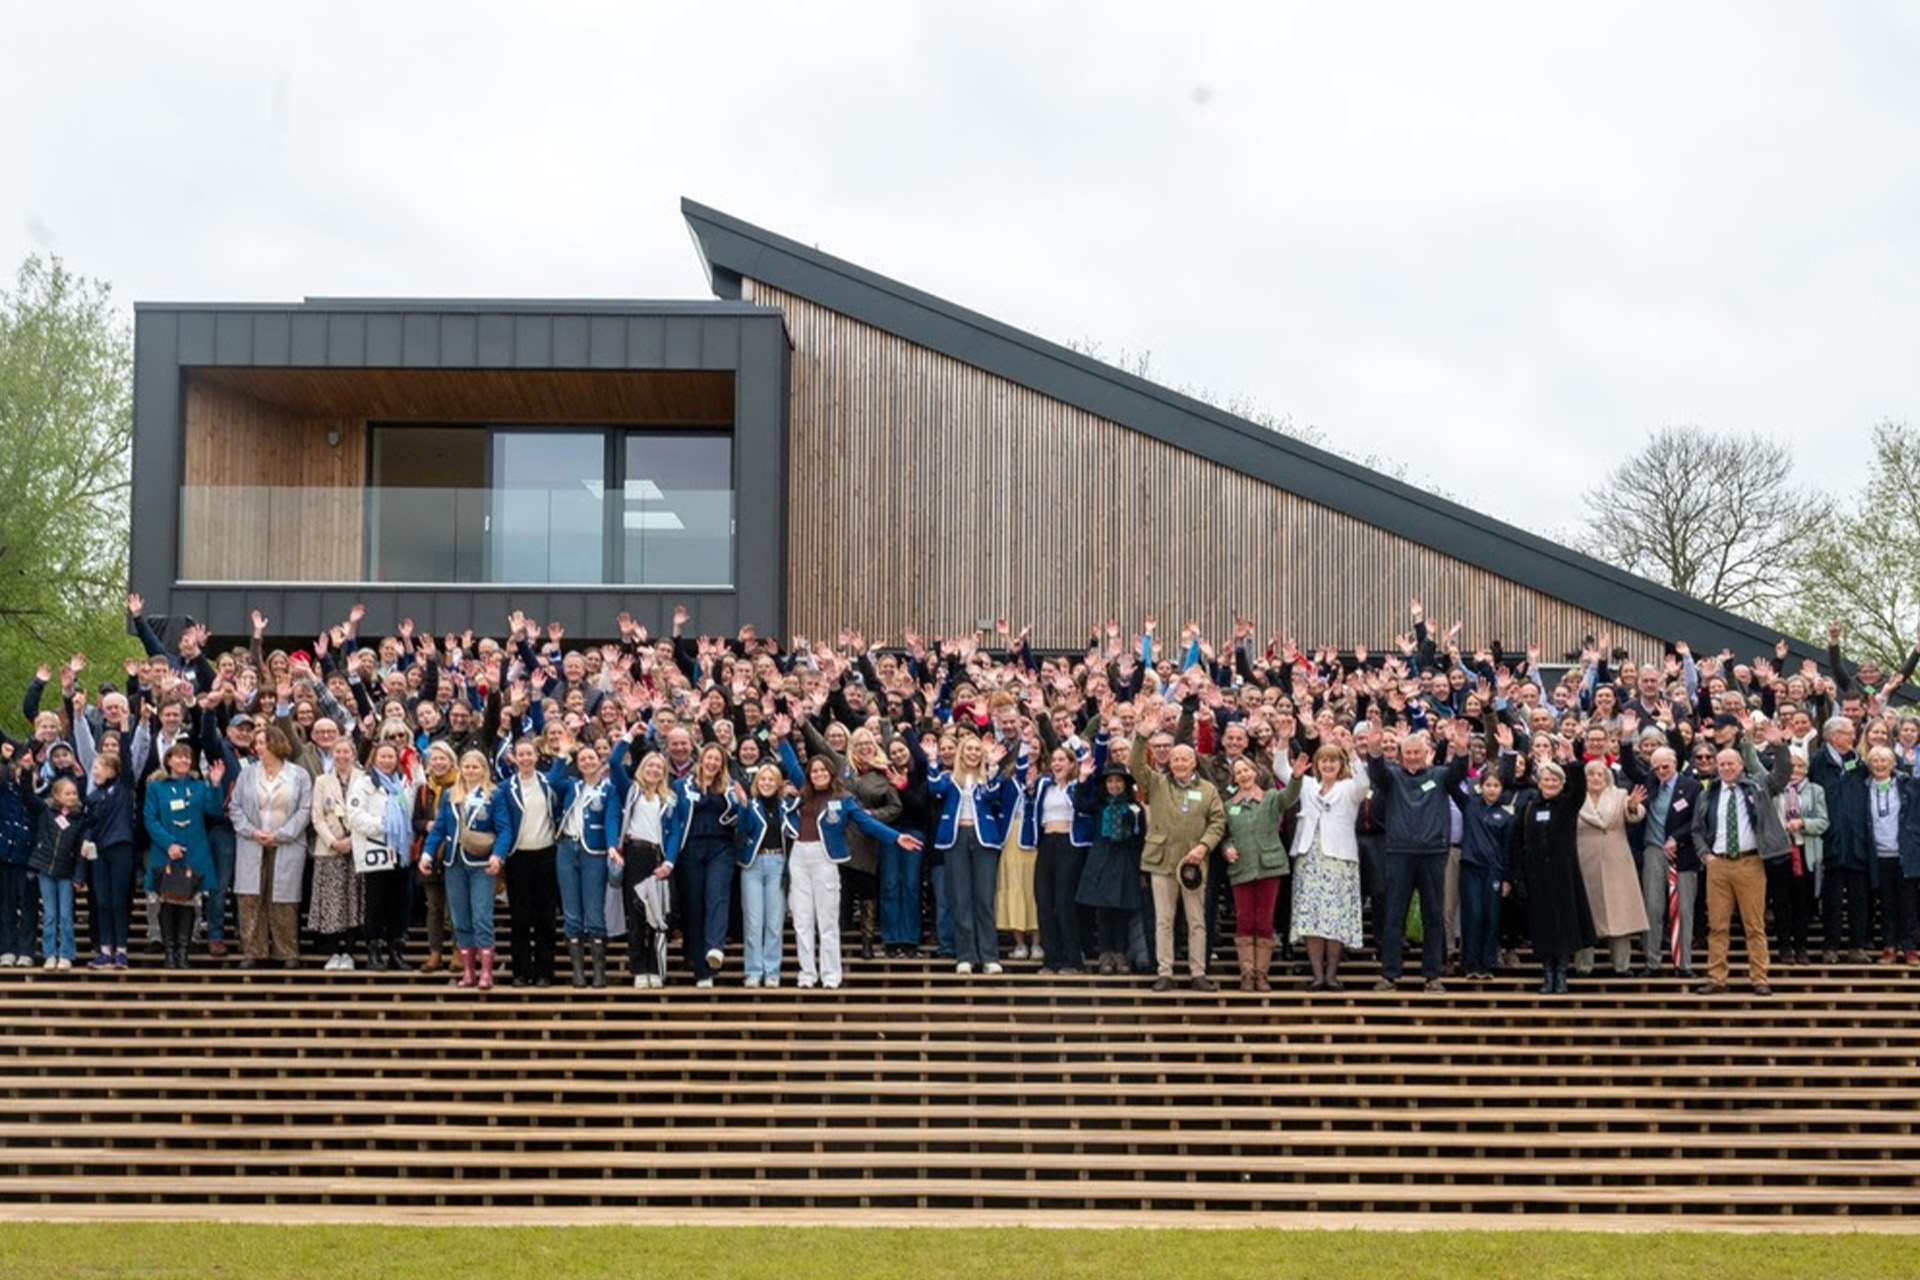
[1380,852,1447,982]
[89,845,136,953]
[739,853,787,982]
[676,836,734,980]
[878,841,923,946]
[1458,862,1502,974]
[944,833,1000,966]
[930,861,955,956]
[0,862,36,958]
[38,874,76,962]
[205,824,236,942]
[555,839,610,939]
[444,858,497,951]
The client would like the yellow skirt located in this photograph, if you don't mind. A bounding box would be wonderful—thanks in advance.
[995,842,1038,931]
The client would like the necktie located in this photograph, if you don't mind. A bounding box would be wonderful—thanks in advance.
[1723,786,1740,856]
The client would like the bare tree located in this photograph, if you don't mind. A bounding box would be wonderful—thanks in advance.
[1574,425,1830,616]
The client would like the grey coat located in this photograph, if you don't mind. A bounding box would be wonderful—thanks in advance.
[229,760,314,903]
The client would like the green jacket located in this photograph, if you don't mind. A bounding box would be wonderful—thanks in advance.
[1221,788,1290,884]
[1128,735,1227,876]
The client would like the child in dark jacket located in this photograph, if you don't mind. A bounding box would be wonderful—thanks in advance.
[1452,769,1517,980]
[17,765,90,970]
[1075,761,1145,975]
[82,752,139,969]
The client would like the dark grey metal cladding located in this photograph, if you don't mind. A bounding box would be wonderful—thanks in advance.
[680,197,1822,667]
[129,300,791,644]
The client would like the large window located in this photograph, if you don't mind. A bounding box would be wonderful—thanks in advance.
[366,425,733,586]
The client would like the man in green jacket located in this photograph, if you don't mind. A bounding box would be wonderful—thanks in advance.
[1131,706,1227,992]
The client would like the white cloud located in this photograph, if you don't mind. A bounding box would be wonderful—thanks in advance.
[1,0,1912,535]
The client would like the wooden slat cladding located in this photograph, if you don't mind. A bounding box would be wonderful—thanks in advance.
[193,367,733,426]
[751,280,1664,660]
[181,378,366,581]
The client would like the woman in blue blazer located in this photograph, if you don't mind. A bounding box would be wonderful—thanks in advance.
[420,749,503,990]
[548,740,628,987]
[1021,736,1103,975]
[775,735,920,989]
[925,733,1023,975]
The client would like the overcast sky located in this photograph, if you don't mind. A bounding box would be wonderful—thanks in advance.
[4,1,1913,538]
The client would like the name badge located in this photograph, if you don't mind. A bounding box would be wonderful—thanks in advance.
[1671,798,1688,812]
[170,798,187,812]
[1185,790,1202,802]
[1228,804,1243,816]
[1535,811,1552,823]
[54,815,69,830]
[827,800,843,817]
[1420,780,1437,793]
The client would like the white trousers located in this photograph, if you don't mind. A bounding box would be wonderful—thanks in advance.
[788,841,842,986]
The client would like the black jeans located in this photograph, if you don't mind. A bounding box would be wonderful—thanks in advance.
[1033,833,1085,968]
[1821,864,1871,951]
[362,866,409,947]
[1875,858,1918,952]
[506,846,557,980]
[1765,856,1815,953]
[1379,852,1447,982]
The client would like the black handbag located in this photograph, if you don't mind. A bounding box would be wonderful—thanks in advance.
[157,860,204,904]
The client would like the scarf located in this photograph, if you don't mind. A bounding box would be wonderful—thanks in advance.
[373,769,411,853]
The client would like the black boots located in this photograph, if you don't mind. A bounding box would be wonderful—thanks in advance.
[590,938,607,989]
[858,900,878,960]
[367,940,388,972]
[569,938,587,989]
[160,905,192,969]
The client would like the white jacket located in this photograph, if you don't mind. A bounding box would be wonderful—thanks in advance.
[1279,761,1370,863]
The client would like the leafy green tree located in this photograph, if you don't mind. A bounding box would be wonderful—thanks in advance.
[0,255,140,732]
[1784,421,1920,672]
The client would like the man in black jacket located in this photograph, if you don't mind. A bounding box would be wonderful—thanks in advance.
[1364,719,1471,992]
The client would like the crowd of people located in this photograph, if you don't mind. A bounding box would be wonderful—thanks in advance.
[2,594,1918,999]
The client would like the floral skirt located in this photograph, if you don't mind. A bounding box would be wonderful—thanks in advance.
[1291,848,1362,948]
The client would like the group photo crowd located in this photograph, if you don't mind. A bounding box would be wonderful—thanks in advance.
[3,594,1918,999]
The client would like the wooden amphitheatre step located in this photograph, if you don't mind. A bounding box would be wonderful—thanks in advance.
[0,968,1916,1221]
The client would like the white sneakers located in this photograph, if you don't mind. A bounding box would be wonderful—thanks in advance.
[705,948,725,971]
[323,953,356,971]
[44,957,72,971]
[0,954,14,967]
[743,975,763,988]
[955,961,973,975]
[1012,944,1029,960]
[982,962,1004,975]
[1031,945,1045,963]
[695,977,714,989]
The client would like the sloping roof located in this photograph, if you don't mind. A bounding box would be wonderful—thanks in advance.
[682,197,1818,666]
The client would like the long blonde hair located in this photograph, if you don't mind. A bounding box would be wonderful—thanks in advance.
[450,750,493,805]
[634,750,673,801]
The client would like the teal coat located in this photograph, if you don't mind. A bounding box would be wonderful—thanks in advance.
[142,774,225,891]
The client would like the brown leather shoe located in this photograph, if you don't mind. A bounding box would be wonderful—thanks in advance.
[1692,981,1728,995]
[421,950,444,975]
[1751,982,1774,996]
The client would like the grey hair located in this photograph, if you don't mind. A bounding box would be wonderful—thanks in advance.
[1822,716,1854,742]
[1537,761,1566,783]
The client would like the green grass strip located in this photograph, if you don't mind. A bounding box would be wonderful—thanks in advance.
[0,1223,1914,1280]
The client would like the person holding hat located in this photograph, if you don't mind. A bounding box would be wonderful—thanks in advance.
[1129,696,1226,993]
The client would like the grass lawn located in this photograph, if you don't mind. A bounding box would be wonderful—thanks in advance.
[0,1223,1912,1279]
